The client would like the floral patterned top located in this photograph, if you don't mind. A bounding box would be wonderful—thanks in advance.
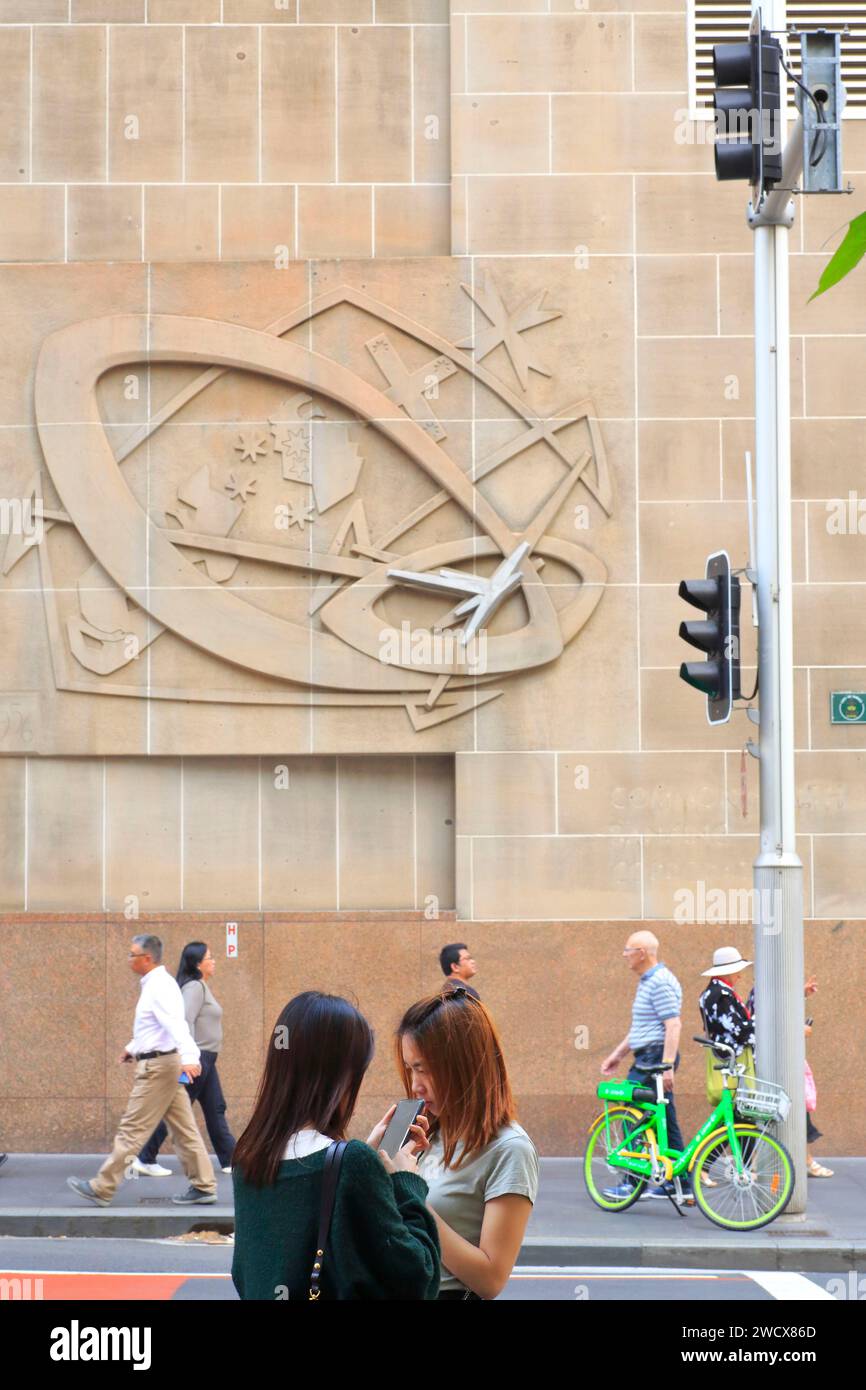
[698,978,754,1056]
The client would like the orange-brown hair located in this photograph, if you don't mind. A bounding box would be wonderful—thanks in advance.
[395,989,515,1169]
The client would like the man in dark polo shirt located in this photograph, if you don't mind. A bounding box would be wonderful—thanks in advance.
[439,943,480,1000]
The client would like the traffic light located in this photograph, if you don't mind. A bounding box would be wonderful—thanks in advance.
[678,550,741,726]
[713,10,783,194]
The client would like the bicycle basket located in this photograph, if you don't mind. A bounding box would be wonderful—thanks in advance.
[734,1075,791,1123]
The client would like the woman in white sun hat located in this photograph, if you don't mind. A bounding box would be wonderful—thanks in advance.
[698,947,756,1107]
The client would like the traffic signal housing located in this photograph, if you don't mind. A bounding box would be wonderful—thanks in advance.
[713,13,783,195]
[678,551,741,726]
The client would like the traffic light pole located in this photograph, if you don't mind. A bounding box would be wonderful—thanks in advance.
[749,0,807,1213]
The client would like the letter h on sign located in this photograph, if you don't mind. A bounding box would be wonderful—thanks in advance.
[226,921,238,959]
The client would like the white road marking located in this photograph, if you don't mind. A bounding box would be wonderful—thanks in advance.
[749,1272,835,1301]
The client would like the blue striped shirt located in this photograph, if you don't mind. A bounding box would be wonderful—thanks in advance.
[628,963,682,1050]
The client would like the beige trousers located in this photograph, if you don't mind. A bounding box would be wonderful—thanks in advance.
[91,1052,216,1201]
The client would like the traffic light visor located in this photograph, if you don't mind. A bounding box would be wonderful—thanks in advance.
[679,619,720,654]
[715,140,756,183]
[713,41,752,88]
[678,578,719,611]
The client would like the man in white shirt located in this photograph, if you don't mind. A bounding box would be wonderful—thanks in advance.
[68,934,217,1207]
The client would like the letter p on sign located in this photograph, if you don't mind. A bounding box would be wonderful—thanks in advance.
[226,921,239,959]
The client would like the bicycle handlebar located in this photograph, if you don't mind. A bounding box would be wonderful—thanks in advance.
[693,1035,746,1076]
[692,1034,735,1058]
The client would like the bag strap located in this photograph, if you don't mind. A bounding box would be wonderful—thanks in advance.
[308,1140,347,1301]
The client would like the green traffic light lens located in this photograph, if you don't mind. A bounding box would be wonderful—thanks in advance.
[679,661,721,699]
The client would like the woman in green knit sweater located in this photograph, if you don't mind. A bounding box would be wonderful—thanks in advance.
[231,992,440,1301]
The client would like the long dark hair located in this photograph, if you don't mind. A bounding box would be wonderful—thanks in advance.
[233,992,375,1188]
[176,941,208,989]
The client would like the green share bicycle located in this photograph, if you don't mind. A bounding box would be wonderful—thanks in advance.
[584,1036,795,1231]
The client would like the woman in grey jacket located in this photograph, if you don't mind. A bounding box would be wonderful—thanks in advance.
[132,941,236,1175]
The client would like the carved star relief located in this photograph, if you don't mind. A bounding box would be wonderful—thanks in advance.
[234,430,269,463]
[456,272,562,392]
[281,499,316,532]
[271,427,311,482]
[224,471,258,502]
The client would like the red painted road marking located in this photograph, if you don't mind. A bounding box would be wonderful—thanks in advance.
[0,1269,758,1299]
[0,1272,228,1300]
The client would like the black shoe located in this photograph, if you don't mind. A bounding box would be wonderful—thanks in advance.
[171,1186,217,1205]
[0,1153,8,1170]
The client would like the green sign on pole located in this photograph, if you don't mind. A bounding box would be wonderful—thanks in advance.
[831,692,866,724]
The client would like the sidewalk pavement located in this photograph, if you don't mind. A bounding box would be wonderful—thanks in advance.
[1,1155,864,1271]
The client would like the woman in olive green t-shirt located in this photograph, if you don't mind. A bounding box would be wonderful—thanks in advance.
[393,989,539,1301]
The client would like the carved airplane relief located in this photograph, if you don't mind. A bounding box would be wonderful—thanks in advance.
[3,277,612,732]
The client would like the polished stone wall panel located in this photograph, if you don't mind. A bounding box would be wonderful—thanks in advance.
[2,914,858,1154]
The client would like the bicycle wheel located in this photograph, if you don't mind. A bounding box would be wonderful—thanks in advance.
[583,1106,649,1212]
[692,1125,794,1231]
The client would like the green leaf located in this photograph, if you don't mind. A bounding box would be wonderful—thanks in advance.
[810,212,866,301]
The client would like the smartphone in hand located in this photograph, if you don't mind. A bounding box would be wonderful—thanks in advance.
[379,1100,424,1158]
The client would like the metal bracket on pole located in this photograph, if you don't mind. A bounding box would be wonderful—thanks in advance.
[798,30,846,192]
[748,116,804,226]
[745,737,760,758]
[746,707,760,726]
[748,196,795,228]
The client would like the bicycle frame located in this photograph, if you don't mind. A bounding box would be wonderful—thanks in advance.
[601,1074,752,1179]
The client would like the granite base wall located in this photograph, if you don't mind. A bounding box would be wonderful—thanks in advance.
[1,912,859,1156]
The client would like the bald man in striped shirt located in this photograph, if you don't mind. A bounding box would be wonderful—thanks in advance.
[600,930,692,1202]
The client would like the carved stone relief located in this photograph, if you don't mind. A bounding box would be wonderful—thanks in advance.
[1,272,614,746]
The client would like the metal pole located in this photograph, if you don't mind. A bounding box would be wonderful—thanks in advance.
[751,0,807,1212]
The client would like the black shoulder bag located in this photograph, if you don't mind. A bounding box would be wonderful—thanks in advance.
[308,1140,347,1301]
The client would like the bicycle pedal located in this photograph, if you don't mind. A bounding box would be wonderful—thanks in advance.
[667,1184,693,1214]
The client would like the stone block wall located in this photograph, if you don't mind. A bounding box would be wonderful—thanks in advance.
[0,2,451,261]
[1,1,865,1151]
